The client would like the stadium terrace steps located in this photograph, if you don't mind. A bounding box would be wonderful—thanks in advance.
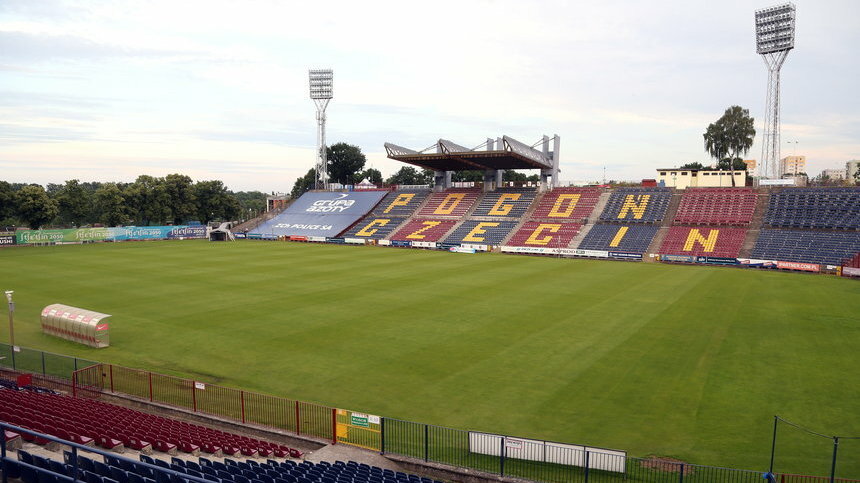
[750,229,860,265]
[588,191,613,223]
[567,223,594,249]
[341,217,408,240]
[506,221,583,248]
[577,224,660,253]
[672,188,758,226]
[531,187,601,222]
[442,220,520,245]
[598,187,673,224]
[763,187,860,230]
[470,188,537,218]
[658,226,747,258]
[389,218,459,243]
[371,190,431,217]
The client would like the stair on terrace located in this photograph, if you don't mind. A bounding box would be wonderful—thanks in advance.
[644,190,683,255]
[738,190,771,259]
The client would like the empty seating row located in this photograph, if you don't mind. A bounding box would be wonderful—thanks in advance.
[389,219,457,242]
[470,189,536,218]
[577,225,659,253]
[531,188,600,220]
[765,188,860,229]
[598,188,672,224]
[370,190,430,217]
[11,449,441,483]
[506,222,582,248]
[443,220,518,245]
[750,229,860,266]
[340,217,406,240]
[659,226,747,258]
[416,189,481,218]
[673,188,757,226]
[0,385,301,458]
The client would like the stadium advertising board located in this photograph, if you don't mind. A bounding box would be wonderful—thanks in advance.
[411,241,436,249]
[609,252,642,260]
[501,246,610,258]
[660,254,696,263]
[308,236,328,242]
[776,261,820,272]
[254,191,387,237]
[377,240,391,246]
[344,238,366,244]
[843,267,860,277]
[17,228,111,244]
[695,256,740,265]
[468,431,626,473]
[738,258,777,268]
[327,238,345,244]
[391,240,410,247]
[449,246,477,254]
[461,243,489,252]
[15,226,206,244]
[0,233,15,246]
[234,233,246,239]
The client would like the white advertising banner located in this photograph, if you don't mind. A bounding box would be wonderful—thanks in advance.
[468,432,626,473]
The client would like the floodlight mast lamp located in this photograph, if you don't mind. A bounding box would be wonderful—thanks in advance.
[755,3,795,180]
[309,69,334,190]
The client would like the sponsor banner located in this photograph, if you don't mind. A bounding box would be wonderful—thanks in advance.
[461,243,489,252]
[411,241,436,249]
[776,261,820,272]
[344,238,366,245]
[609,252,643,260]
[165,225,207,239]
[16,226,206,244]
[247,233,263,239]
[760,179,796,186]
[449,246,477,254]
[501,245,548,254]
[843,266,860,277]
[327,237,345,244]
[437,242,460,249]
[660,254,696,263]
[695,256,740,265]
[290,236,308,241]
[261,234,278,240]
[0,234,15,246]
[252,191,387,237]
[234,233,246,239]
[308,236,328,242]
[17,228,111,244]
[468,431,626,474]
[377,240,391,246]
[560,248,608,258]
[391,240,411,247]
[737,258,777,268]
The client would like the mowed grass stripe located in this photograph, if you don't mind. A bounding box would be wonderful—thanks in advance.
[1,240,859,476]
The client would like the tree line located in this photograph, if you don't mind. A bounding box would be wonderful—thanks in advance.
[0,174,267,230]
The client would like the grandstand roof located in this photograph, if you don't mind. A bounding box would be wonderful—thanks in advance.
[384,136,553,172]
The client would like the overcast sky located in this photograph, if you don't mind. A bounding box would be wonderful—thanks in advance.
[1,0,858,192]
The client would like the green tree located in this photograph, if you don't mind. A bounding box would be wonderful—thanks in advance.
[385,166,433,186]
[163,173,196,224]
[703,106,756,186]
[503,170,540,183]
[327,142,367,185]
[15,184,59,229]
[451,170,484,182]
[194,180,241,223]
[679,162,706,170]
[55,179,92,227]
[0,181,17,226]
[358,168,383,185]
[94,183,129,226]
[291,168,318,199]
[124,175,170,225]
[233,191,267,219]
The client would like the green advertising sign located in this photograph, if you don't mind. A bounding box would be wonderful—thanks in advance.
[16,228,111,244]
[350,414,369,428]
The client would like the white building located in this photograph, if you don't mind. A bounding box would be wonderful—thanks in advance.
[847,160,860,184]
[656,169,747,189]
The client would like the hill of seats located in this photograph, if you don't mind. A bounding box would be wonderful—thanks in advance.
[416,189,481,218]
[599,187,672,224]
[470,188,536,218]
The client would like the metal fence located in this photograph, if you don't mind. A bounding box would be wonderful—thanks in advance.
[2,345,858,483]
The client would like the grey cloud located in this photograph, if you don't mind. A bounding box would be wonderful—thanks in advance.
[0,31,200,62]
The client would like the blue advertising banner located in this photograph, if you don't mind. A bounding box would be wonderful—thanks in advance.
[391,240,411,247]
[251,191,387,238]
[696,256,740,265]
[609,252,642,260]
[660,254,696,263]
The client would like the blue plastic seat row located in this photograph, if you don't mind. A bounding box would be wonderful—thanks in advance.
[577,224,659,253]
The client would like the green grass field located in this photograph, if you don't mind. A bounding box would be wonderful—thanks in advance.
[1,240,859,476]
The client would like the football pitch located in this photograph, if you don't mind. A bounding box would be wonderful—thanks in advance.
[1,240,859,476]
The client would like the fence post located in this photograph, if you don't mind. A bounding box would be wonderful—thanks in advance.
[770,416,778,474]
[830,436,839,483]
[584,450,590,483]
[2,423,8,483]
[424,424,429,462]
[679,463,684,483]
[74,358,78,371]
[295,401,301,435]
[380,417,385,455]
[499,437,505,477]
[241,391,246,423]
[72,372,77,397]
[192,383,197,412]
[109,365,114,393]
[41,351,46,375]
[331,408,337,444]
[148,372,153,402]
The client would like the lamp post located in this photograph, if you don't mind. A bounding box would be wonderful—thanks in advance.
[5,290,14,352]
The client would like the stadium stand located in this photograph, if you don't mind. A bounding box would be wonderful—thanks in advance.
[371,190,430,217]
[659,226,747,258]
[598,188,672,224]
[470,188,537,218]
[0,386,302,458]
[10,450,444,483]
[750,229,860,265]
[531,188,600,221]
[341,217,406,240]
[442,220,519,245]
[672,188,758,226]
[506,222,582,248]
[416,189,481,218]
[389,219,458,242]
[577,224,660,253]
[764,187,860,229]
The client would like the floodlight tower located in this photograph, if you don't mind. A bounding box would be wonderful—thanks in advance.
[755,3,796,179]
[309,69,334,190]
